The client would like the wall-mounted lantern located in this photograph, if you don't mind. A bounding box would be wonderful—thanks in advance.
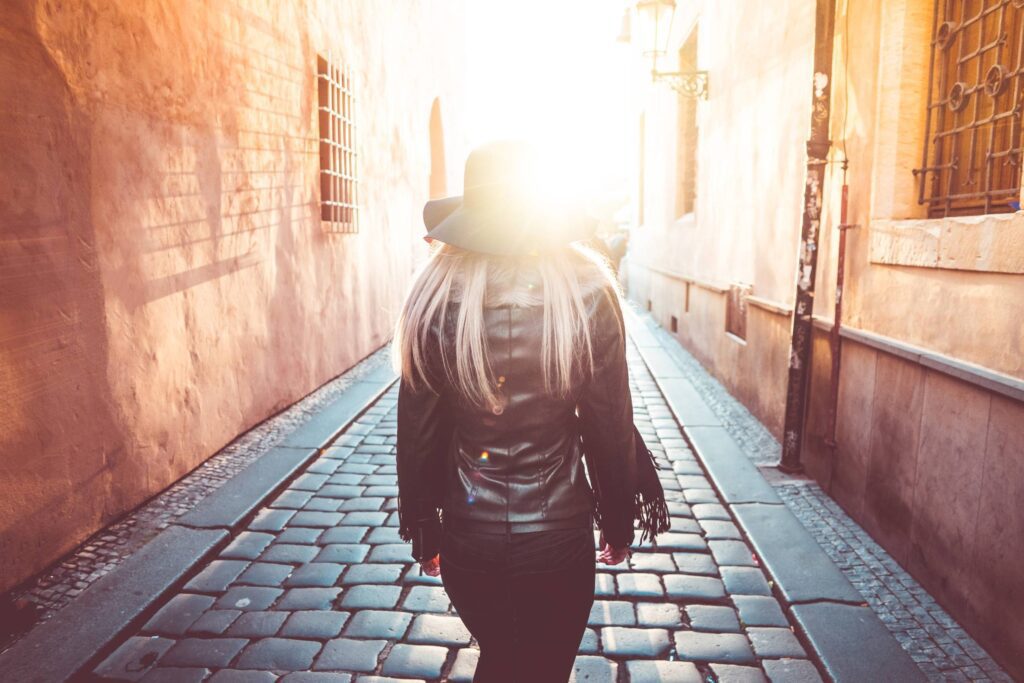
[635,0,708,99]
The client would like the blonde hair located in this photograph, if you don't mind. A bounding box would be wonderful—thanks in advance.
[392,241,622,411]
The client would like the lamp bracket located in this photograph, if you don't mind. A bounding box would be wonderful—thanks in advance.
[652,69,709,99]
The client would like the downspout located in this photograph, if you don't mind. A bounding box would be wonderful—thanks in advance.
[824,162,856,456]
[779,0,837,473]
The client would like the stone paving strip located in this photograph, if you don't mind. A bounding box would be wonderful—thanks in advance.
[628,304,1014,683]
[84,343,834,683]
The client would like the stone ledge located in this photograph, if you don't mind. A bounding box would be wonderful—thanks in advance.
[790,602,926,682]
[658,378,723,427]
[869,214,1024,274]
[178,446,320,529]
[685,427,782,505]
[281,367,398,449]
[0,525,228,683]
[731,503,862,605]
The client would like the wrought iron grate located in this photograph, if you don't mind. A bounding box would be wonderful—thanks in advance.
[915,0,1024,217]
[318,52,359,233]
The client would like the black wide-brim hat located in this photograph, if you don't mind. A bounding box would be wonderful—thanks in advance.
[422,140,598,256]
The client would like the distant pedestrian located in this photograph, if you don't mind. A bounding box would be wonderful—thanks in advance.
[392,141,667,682]
[605,230,629,273]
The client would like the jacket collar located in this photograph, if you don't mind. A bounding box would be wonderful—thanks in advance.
[449,252,612,308]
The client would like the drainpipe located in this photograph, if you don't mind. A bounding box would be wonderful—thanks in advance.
[779,0,837,473]
[824,161,856,454]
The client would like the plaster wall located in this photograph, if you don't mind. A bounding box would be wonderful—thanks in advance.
[627,0,1024,674]
[0,0,467,592]
[804,0,1024,674]
[628,0,816,438]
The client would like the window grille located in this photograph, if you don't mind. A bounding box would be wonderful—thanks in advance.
[318,53,359,233]
[915,0,1024,217]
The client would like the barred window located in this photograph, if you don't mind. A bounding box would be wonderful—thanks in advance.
[915,1,1024,217]
[318,53,359,233]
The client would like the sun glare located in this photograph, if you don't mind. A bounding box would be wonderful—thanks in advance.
[466,0,633,208]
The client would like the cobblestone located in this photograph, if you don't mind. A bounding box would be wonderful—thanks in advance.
[225,611,289,638]
[732,595,790,628]
[710,662,769,682]
[343,610,412,639]
[313,637,385,672]
[686,605,742,633]
[55,329,1002,681]
[235,638,322,670]
[405,614,472,646]
[279,611,349,639]
[635,602,683,628]
[663,573,726,601]
[599,626,671,657]
[747,626,807,658]
[720,566,773,597]
[379,643,447,678]
[160,638,249,668]
[626,659,703,683]
[674,631,756,664]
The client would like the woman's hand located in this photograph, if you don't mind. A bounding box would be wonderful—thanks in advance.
[419,553,441,576]
[596,530,631,565]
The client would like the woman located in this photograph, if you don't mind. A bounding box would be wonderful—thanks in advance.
[393,141,641,682]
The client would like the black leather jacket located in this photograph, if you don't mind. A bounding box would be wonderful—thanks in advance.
[396,268,638,563]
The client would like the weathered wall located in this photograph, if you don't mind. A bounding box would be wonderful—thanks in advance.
[803,0,1024,675]
[628,0,1023,675]
[627,0,815,438]
[0,0,467,592]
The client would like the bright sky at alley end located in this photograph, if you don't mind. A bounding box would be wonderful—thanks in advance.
[465,0,634,205]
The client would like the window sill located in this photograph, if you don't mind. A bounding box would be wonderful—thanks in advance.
[869,212,1024,274]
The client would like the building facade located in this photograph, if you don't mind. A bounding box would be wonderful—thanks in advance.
[626,0,1023,676]
[0,0,467,593]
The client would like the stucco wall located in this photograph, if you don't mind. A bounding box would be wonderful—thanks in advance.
[804,0,1024,675]
[628,0,1023,675]
[0,0,467,592]
[628,0,816,438]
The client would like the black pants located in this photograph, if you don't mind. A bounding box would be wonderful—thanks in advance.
[439,520,596,683]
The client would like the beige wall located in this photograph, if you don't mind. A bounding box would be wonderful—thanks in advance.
[628,0,1023,675]
[816,0,1024,377]
[628,0,815,437]
[0,0,467,592]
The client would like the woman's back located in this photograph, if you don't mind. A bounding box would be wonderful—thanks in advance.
[393,140,645,682]
[396,245,638,547]
[435,253,620,529]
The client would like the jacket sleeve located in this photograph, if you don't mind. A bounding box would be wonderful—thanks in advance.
[396,347,454,563]
[578,287,638,549]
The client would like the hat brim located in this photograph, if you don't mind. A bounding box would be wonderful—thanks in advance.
[422,195,597,257]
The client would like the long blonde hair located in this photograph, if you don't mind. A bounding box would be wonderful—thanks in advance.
[392,240,622,411]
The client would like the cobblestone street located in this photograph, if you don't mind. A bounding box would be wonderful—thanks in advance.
[90,342,820,682]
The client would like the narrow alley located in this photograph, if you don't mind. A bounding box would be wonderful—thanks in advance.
[3,0,1023,681]
[0,307,1008,681]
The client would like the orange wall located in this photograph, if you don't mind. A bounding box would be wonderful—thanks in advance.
[0,0,466,592]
